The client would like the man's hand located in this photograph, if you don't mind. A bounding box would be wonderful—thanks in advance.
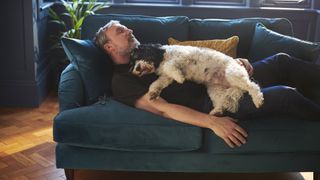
[235,58,254,76]
[208,115,248,148]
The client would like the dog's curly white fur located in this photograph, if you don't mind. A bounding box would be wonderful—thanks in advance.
[130,44,264,115]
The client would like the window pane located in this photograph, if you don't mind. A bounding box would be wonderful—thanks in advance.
[257,0,311,8]
[193,0,246,6]
[126,0,179,4]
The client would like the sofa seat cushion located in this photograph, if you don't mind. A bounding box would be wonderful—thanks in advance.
[189,18,293,60]
[53,99,202,152]
[82,14,189,44]
[205,117,320,154]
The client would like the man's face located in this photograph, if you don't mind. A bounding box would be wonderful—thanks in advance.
[104,23,140,57]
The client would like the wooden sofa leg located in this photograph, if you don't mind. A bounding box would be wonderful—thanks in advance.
[314,172,320,180]
[64,169,74,180]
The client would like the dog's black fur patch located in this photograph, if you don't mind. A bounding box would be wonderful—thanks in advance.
[130,44,165,69]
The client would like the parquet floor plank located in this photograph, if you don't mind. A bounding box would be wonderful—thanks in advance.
[29,153,54,167]
[12,175,30,180]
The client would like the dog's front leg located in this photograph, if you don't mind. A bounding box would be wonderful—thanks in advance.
[148,75,174,101]
[163,61,185,84]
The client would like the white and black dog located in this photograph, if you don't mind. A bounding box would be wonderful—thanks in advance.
[130,44,264,115]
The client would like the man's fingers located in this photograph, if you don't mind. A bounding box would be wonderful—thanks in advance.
[235,126,248,138]
[232,131,247,144]
[228,135,242,147]
[248,65,254,76]
[224,137,235,148]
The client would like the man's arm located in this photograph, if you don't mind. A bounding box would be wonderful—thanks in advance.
[134,94,248,148]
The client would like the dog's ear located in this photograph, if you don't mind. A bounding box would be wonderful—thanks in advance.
[130,47,141,61]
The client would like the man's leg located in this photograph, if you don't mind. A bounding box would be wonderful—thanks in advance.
[252,53,320,104]
[230,85,320,121]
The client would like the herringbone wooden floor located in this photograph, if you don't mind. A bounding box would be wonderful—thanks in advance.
[0,92,314,180]
[0,92,65,180]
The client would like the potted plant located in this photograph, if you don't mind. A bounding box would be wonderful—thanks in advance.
[48,0,108,88]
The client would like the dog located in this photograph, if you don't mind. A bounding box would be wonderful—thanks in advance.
[129,44,264,115]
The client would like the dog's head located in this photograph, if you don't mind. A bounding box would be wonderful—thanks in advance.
[129,44,165,77]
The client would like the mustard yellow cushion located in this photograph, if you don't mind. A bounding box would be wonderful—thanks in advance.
[168,36,239,58]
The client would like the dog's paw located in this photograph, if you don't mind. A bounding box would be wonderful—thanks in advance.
[209,108,223,116]
[253,93,264,108]
[148,91,160,101]
[175,77,185,84]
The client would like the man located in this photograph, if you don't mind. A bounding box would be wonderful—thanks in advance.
[94,20,320,148]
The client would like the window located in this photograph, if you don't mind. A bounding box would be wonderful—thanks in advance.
[253,0,312,8]
[126,0,179,4]
[97,0,317,9]
[193,0,246,6]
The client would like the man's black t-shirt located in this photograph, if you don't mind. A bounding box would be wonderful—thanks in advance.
[111,64,209,112]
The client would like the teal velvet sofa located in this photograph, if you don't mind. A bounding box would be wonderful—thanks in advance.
[53,14,320,180]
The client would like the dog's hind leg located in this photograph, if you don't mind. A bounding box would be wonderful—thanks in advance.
[222,88,244,113]
[148,75,174,101]
[225,73,264,108]
[207,85,225,115]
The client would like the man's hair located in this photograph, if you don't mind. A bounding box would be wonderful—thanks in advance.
[94,20,120,49]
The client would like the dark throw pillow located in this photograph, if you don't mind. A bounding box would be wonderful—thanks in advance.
[61,37,113,105]
[248,23,320,63]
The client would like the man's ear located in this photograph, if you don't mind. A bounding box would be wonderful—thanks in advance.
[103,42,113,53]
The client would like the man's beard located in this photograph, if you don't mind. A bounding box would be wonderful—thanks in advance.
[117,36,140,56]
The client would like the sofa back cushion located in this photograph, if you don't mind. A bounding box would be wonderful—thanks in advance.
[189,18,293,60]
[82,14,190,44]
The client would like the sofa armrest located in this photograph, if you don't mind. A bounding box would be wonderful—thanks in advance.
[58,64,85,112]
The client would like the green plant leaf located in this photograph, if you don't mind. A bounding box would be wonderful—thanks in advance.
[48,8,62,21]
[92,4,108,12]
[86,0,96,11]
[74,17,85,30]
[49,20,64,26]
[72,0,79,11]
[61,12,72,18]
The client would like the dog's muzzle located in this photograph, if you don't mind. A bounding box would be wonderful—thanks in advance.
[131,60,155,77]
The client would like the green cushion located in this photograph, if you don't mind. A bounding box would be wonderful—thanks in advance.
[53,99,202,152]
[189,18,293,59]
[61,38,113,105]
[248,23,320,63]
[82,14,189,44]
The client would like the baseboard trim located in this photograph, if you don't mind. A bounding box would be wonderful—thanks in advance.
[0,61,52,107]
